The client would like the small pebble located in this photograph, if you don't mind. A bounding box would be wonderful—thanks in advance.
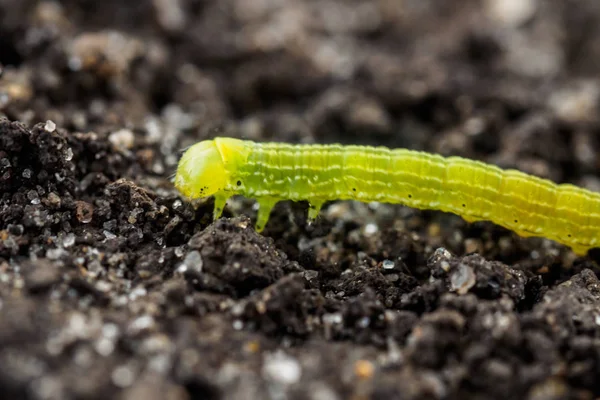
[111,365,136,388]
[44,120,56,132]
[303,270,319,280]
[450,263,476,295]
[75,201,94,223]
[109,129,135,150]
[464,239,483,254]
[62,233,75,248]
[354,359,375,380]
[364,223,378,236]
[177,250,203,274]
[46,192,61,208]
[262,351,301,385]
[485,0,537,26]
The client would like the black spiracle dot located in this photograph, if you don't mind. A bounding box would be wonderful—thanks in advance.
[462,204,466,207]
[514,219,518,223]
[568,234,572,237]
[237,180,242,186]
[408,194,412,198]
[352,188,356,192]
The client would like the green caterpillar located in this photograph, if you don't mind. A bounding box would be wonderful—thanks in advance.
[174,137,600,255]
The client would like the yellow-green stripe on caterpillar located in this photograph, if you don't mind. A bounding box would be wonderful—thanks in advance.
[174,137,600,255]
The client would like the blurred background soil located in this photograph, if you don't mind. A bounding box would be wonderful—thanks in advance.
[2,0,600,399]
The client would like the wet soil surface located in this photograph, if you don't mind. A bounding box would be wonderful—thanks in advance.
[2,0,600,399]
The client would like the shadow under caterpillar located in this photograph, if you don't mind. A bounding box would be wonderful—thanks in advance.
[174,137,600,255]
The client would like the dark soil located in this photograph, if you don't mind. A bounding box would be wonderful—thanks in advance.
[2,0,600,399]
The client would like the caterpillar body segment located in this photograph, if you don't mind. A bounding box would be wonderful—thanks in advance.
[174,137,600,255]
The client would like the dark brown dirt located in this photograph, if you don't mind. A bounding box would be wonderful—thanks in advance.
[2,0,600,399]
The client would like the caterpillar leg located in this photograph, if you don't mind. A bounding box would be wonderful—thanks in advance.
[307,200,325,225]
[213,194,229,220]
[255,197,278,232]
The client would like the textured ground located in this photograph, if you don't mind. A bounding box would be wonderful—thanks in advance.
[2,0,600,399]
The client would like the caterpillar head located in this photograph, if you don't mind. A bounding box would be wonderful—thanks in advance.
[174,138,248,199]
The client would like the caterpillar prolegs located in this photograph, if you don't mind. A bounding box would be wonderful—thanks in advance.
[174,137,600,255]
